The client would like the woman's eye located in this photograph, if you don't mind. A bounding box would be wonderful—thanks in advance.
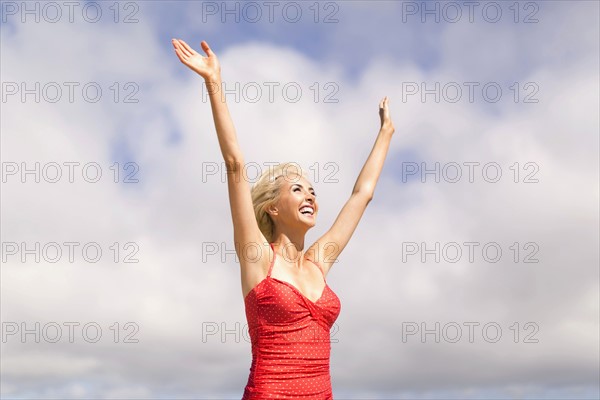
[293,187,316,196]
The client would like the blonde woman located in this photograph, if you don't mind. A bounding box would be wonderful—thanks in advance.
[172,38,395,399]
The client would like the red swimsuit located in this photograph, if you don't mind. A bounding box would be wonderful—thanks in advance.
[242,243,341,399]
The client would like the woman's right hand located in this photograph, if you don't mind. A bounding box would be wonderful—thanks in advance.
[172,39,221,82]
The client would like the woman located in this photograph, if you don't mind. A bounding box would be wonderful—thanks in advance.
[172,38,395,399]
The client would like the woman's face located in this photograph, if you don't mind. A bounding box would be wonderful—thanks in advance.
[270,174,318,229]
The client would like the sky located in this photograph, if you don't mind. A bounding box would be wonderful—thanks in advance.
[1,0,599,399]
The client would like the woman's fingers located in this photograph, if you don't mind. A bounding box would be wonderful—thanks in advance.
[379,97,395,133]
[172,40,187,59]
[178,39,198,57]
[172,39,191,60]
[182,40,198,55]
[171,38,214,60]
[379,96,389,110]
[172,43,187,63]
[201,40,213,57]
[379,96,393,129]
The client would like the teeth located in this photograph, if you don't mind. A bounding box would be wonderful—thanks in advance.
[300,206,313,215]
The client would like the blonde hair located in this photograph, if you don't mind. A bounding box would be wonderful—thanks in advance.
[250,162,310,243]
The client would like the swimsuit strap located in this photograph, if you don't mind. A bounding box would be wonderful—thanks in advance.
[267,242,276,278]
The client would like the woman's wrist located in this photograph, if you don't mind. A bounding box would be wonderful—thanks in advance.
[380,124,395,135]
[204,72,222,85]
[203,74,222,97]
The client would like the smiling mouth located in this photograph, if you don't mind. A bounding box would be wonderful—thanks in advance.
[299,206,314,217]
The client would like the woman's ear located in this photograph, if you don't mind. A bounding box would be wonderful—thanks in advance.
[266,203,278,217]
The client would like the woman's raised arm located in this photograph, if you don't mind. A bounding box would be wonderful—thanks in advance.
[307,97,396,276]
[172,39,267,261]
[172,39,242,164]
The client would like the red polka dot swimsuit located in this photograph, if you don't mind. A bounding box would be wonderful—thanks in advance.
[242,243,341,399]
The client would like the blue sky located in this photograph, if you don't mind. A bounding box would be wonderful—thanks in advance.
[1,1,599,399]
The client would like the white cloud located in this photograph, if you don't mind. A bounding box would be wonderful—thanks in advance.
[1,1,598,398]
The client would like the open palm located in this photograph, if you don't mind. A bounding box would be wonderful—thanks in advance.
[172,39,221,81]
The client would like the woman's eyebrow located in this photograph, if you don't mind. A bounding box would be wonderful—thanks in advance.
[292,183,315,191]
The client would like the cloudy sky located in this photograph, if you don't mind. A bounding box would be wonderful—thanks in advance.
[1,0,598,399]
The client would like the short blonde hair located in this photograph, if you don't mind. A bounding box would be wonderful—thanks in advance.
[250,162,310,243]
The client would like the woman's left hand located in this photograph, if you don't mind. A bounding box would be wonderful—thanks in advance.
[379,96,395,134]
